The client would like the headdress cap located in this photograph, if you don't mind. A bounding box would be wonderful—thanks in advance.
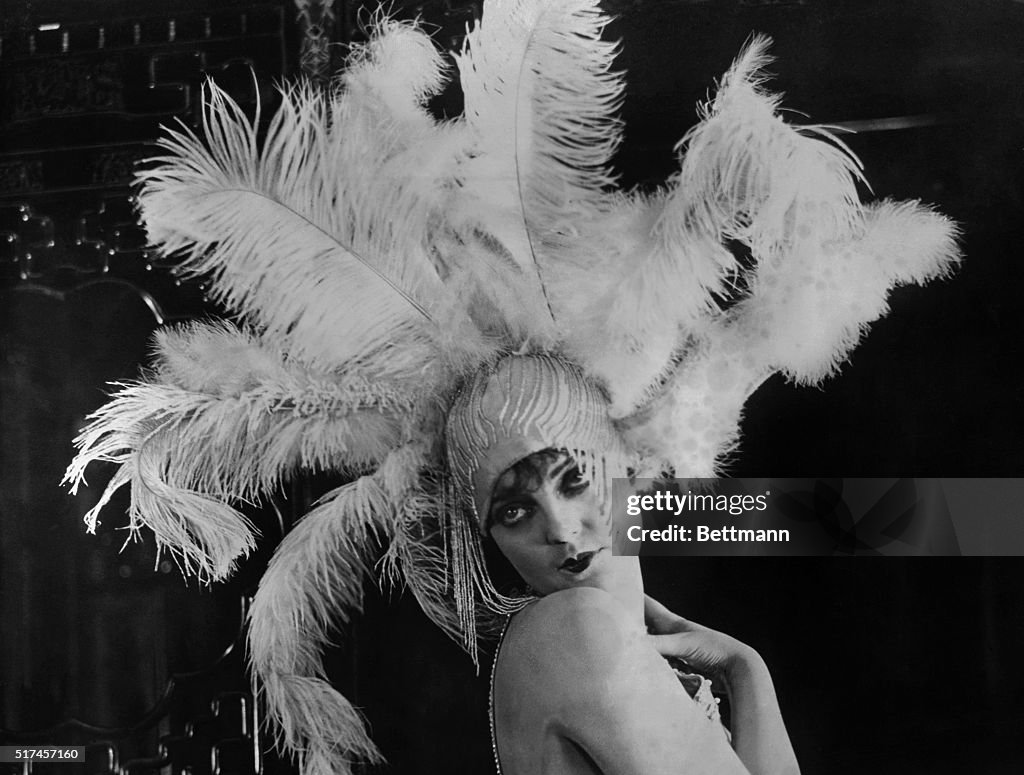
[445,355,625,528]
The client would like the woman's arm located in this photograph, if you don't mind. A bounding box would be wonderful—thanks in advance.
[645,595,800,775]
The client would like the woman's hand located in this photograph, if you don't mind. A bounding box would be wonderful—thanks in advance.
[644,594,764,690]
[644,595,801,775]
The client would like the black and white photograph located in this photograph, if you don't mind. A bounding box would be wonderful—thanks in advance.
[2,1,1023,774]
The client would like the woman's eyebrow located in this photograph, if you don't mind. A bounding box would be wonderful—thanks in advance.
[545,455,575,481]
[489,487,514,505]
[489,477,523,504]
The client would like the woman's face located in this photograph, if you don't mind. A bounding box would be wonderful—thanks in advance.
[484,449,615,596]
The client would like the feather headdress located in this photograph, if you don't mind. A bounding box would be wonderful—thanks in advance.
[65,1,959,772]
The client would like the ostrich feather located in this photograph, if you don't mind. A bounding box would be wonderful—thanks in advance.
[64,322,423,579]
[555,191,732,415]
[859,199,961,285]
[64,424,258,581]
[345,22,505,369]
[564,36,865,415]
[154,320,430,419]
[661,35,864,258]
[613,192,737,328]
[248,445,426,775]
[379,490,463,646]
[618,196,961,470]
[451,0,624,336]
[738,199,960,383]
[617,327,771,478]
[256,675,381,775]
[136,37,467,373]
[344,17,450,126]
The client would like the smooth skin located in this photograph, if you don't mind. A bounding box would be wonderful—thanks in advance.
[486,451,800,775]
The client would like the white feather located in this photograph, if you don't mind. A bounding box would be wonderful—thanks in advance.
[344,17,450,125]
[64,425,258,581]
[257,675,381,775]
[63,323,427,579]
[379,488,464,646]
[859,199,961,285]
[248,445,427,774]
[663,35,864,257]
[561,35,866,416]
[619,199,961,468]
[136,34,485,374]
[618,325,771,478]
[555,192,732,415]
[737,199,960,383]
[450,0,624,338]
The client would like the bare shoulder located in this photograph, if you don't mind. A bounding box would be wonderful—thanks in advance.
[495,590,743,774]
[501,588,645,681]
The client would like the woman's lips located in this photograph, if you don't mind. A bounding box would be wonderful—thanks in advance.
[559,550,598,574]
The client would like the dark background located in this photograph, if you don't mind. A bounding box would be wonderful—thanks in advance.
[2,1,1023,774]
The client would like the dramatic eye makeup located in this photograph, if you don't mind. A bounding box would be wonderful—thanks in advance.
[487,451,590,530]
[491,500,534,529]
[558,464,589,494]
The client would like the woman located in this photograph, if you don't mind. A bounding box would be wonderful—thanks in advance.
[446,353,799,775]
[65,1,957,772]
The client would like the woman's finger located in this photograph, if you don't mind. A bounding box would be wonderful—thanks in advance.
[647,632,681,657]
[643,595,703,634]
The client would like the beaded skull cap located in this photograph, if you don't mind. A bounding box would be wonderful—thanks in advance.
[445,354,627,529]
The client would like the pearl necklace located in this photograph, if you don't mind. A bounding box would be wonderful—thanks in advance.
[488,615,511,775]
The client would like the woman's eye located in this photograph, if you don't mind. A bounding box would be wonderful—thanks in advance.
[494,503,532,527]
[561,466,590,494]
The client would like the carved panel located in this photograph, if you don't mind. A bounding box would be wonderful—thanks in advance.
[0,4,288,318]
[295,0,339,81]
[344,1,480,48]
